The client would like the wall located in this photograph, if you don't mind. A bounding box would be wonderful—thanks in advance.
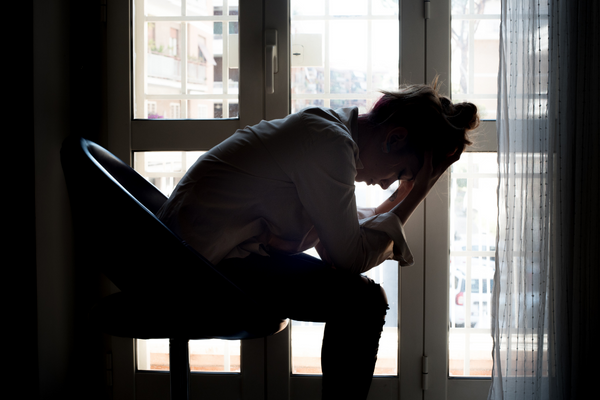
[33,0,106,398]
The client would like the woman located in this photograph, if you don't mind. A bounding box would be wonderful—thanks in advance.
[157,81,479,399]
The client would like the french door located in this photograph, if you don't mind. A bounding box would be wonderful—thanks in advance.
[105,1,497,399]
[107,1,274,398]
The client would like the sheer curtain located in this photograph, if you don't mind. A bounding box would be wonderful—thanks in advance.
[491,1,599,399]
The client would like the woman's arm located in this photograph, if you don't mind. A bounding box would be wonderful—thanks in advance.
[392,149,462,225]
[374,180,414,215]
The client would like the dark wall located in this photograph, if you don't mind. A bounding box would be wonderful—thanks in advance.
[32,0,106,398]
[13,0,38,398]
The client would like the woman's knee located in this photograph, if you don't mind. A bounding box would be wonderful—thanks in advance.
[352,276,389,315]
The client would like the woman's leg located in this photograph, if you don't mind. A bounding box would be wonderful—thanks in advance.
[217,252,389,400]
[320,274,388,400]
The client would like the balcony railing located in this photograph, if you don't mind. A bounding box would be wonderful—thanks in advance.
[147,53,207,84]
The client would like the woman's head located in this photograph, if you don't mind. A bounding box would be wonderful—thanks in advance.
[355,80,479,188]
[360,79,479,160]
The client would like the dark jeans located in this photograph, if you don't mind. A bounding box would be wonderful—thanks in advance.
[217,252,389,400]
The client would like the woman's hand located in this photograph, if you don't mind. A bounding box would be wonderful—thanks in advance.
[392,148,462,224]
[413,148,462,196]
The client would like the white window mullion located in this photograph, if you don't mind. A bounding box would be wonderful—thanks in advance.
[468,19,475,96]
[222,0,230,118]
[466,155,474,253]
[468,0,475,98]
[181,21,188,118]
[323,0,330,108]
[135,0,146,118]
[464,153,473,335]
[179,0,187,118]
[464,256,472,375]
[366,0,373,106]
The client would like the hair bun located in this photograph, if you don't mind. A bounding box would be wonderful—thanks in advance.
[448,102,479,131]
[365,81,478,154]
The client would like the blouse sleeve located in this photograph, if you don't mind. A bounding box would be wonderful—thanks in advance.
[285,124,413,273]
[357,206,376,220]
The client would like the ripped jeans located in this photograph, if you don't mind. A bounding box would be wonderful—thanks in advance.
[217,252,389,400]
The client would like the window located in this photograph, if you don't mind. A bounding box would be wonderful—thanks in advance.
[133,150,244,374]
[448,152,497,376]
[133,0,240,120]
[419,0,499,396]
[106,0,499,399]
[289,0,399,113]
[446,0,500,380]
[451,0,501,119]
[288,0,400,378]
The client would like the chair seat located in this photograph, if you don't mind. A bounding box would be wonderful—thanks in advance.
[91,292,289,340]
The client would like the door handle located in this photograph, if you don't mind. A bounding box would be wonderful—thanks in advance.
[265,29,278,94]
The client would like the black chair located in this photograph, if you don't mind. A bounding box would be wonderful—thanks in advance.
[60,136,288,399]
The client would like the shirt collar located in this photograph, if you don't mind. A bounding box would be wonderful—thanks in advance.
[334,107,364,170]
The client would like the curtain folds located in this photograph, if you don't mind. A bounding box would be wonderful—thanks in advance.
[491,1,599,399]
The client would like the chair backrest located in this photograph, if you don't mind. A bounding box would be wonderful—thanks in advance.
[60,136,244,304]
[83,138,168,215]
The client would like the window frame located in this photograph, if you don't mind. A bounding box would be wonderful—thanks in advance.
[420,1,498,399]
[105,1,498,399]
[424,2,497,397]
[105,1,269,399]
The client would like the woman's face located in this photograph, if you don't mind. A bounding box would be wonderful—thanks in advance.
[355,137,422,190]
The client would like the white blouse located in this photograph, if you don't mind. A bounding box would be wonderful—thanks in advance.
[156,107,414,274]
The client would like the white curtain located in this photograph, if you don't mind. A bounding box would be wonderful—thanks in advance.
[491,1,599,399]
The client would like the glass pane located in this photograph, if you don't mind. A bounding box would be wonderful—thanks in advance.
[330,0,367,16]
[134,0,239,119]
[134,150,204,196]
[291,98,325,113]
[329,99,367,111]
[290,0,399,113]
[212,0,239,16]
[449,152,497,377]
[146,0,182,16]
[372,0,399,16]
[451,0,500,120]
[291,0,325,16]
[289,0,400,376]
[470,177,497,251]
[372,20,400,90]
[448,332,493,376]
[146,21,183,94]
[137,338,241,372]
[451,0,500,15]
[186,0,211,17]
[330,21,368,93]
[133,151,242,373]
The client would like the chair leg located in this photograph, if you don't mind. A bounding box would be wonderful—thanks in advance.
[169,338,190,400]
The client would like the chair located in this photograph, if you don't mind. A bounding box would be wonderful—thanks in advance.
[60,136,288,399]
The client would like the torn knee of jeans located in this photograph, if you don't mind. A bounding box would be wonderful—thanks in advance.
[366,283,389,314]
